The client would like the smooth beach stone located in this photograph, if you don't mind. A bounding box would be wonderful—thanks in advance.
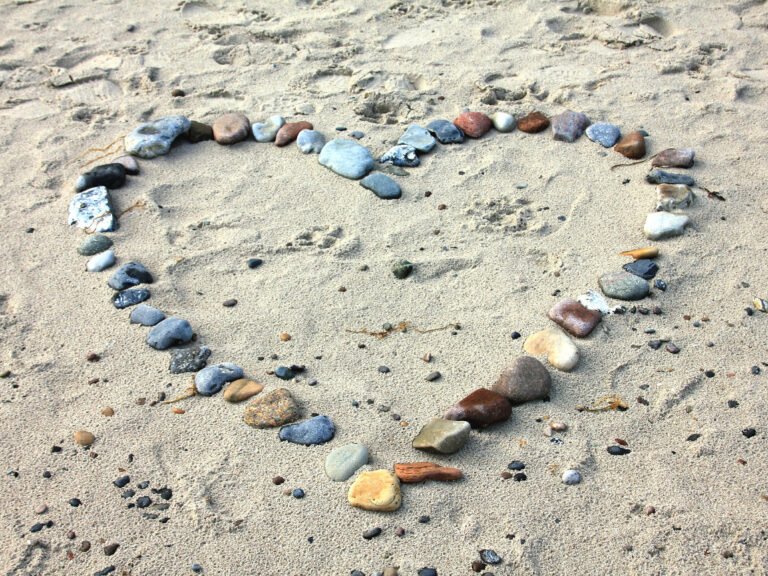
[360,173,401,199]
[646,169,695,186]
[348,470,401,512]
[194,362,244,396]
[112,287,150,309]
[412,417,471,454]
[490,111,516,132]
[453,111,492,138]
[296,129,325,154]
[276,121,313,147]
[392,259,413,279]
[75,163,126,192]
[124,115,191,159]
[598,271,650,301]
[492,356,551,404]
[623,259,659,280]
[146,317,193,350]
[547,298,602,338]
[393,462,463,483]
[444,388,511,428]
[243,388,300,428]
[113,156,139,175]
[129,304,165,326]
[523,327,579,372]
[107,262,153,290]
[398,124,436,152]
[74,430,95,446]
[78,234,113,256]
[585,122,620,147]
[551,110,590,143]
[186,121,214,143]
[379,144,420,167]
[656,184,693,211]
[644,212,690,240]
[614,131,646,159]
[562,469,582,485]
[252,115,285,142]
[68,186,116,233]
[279,415,335,445]
[169,346,211,374]
[86,250,115,272]
[318,139,375,180]
[212,113,251,145]
[426,119,464,144]
[223,379,263,403]
[651,148,695,169]
[517,111,550,133]
[324,443,369,481]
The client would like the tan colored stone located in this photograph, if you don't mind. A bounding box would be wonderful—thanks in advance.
[101,407,114,417]
[224,379,264,403]
[243,388,300,428]
[74,430,95,446]
[348,470,402,512]
[523,327,579,372]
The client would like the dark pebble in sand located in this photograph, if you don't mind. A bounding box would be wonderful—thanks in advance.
[607,445,631,456]
[425,371,441,381]
[418,515,430,524]
[511,331,521,339]
[121,489,135,499]
[727,400,739,408]
[742,428,756,438]
[472,560,487,572]
[666,343,680,354]
[94,567,115,576]
[513,472,527,481]
[705,370,715,378]
[395,527,405,537]
[80,540,91,552]
[113,475,130,488]
[480,549,502,564]
[418,569,438,576]
[350,571,365,576]
[273,476,285,485]
[191,564,203,574]
[103,543,119,556]
[136,496,152,508]
[653,280,667,291]
[247,258,263,269]
[623,259,659,280]
[223,299,237,307]
[686,434,701,442]
[69,498,82,507]
[363,527,382,539]
[112,288,150,309]
[378,366,391,374]
[507,461,525,471]
[275,366,295,380]
[751,366,761,375]
[648,340,663,350]
[30,523,44,533]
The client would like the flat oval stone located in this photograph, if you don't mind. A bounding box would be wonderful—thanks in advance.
[551,110,590,142]
[252,115,285,142]
[453,111,492,138]
[186,121,214,143]
[348,470,401,512]
[125,115,191,159]
[78,234,113,256]
[614,131,646,159]
[107,262,153,290]
[379,144,420,167]
[75,163,126,192]
[444,388,511,428]
[243,388,300,428]
[492,356,551,404]
[146,317,193,350]
[129,304,165,326]
[223,379,263,403]
[212,113,251,145]
[398,124,436,152]
[426,119,464,144]
[318,139,375,180]
[623,259,659,280]
[86,250,115,272]
[68,186,115,233]
[113,156,139,175]
[598,271,650,301]
[74,430,95,446]
[644,212,690,240]
[194,362,244,396]
[169,346,211,374]
[490,111,516,133]
[523,327,579,372]
[296,129,325,154]
[645,169,695,186]
[547,298,602,338]
[412,417,471,454]
[517,111,549,133]
[393,462,463,483]
[112,287,150,309]
[656,184,693,211]
[324,443,369,481]
[586,122,620,147]
[276,121,313,147]
[360,173,401,199]
[652,148,695,168]
[278,415,335,445]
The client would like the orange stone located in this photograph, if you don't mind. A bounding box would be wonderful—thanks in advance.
[275,121,313,147]
[453,112,492,138]
[394,462,463,483]
[517,111,550,133]
[614,131,646,159]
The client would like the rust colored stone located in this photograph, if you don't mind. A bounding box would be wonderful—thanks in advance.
[517,111,550,133]
[548,298,602,338]
[453,112,492,138]
[275,121,313,147]
[393,462,464,483]
[444,388,511,428]
[212,113,251,145]
[614,131,646,159]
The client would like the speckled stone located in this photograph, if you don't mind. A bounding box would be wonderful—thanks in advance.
[112,288,150,309]
[492,356,552,404]
[124,116,191,159]
[348,470,401,512]
[169,346,211,374]
[243,388,300,428]
[379,144,420,167]
[547,298,602,337]
[68,186,115,233]
[586,122,620,147]
[78,234,113,256]
[598,271,650,301]
[551,110,590,143]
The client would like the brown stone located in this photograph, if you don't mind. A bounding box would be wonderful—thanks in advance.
[212,113,251,145]
[517,111,550,133]
[243,388,300,428]
[453,112,492,138]
[275,121,313,147]
[548,298,602,338]
[492,356,552,404]
[444,388,511,428]
[223,379,264,403]
[394,462,463,483]
[186,121,214,143]
[614,131,646,159]
[74,430,95,446]
[101,407,114,417]
[651,147,695,168]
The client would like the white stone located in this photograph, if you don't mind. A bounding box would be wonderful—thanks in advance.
[491,111,516,132]
[562,469,582,485]
[644,212,690,240]
[252,115,285,143]
[86,249,116,272]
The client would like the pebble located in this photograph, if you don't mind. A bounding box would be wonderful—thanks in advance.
[562,469,582,485]
[398,124,436,152]
[507,460,525,471]
[69,497,82,507]
[94,566,115,576]
[68,186,116,233]
[417,569,437,576]
[551,110,590,142]
[247,258,264,269]
[101,407,114,416]
[191,564,203,574]
[124,115,191,159]
[86,250,116,272]
[243,388,300,428]
[113,287,150,309]
[620,246,658,260]
[379,144,420,167]
[350,130,365,139]
[348,470,402,512]
[103,543,119,556]
[276,121,313,147]
[325,443,369,481]
[490,111,516,132]
[278,415,336,445]
[252,115,285,143]
[113,475,130,488]
[223,379,263,403]
[644,212,690,240]
[412,417,471,454]
[194,362,244,396]
[146,317,193,350]
[646,169,695,186]
[666,343,680,354]
[136,495,151,508]
[623,259,659,280]
[392,259,413,279]
[585,122,620,147]
[652,148,695,169]
[742,428,756,438]
[169,346,211,373]
[292,488,305,499]
[523,327,579,372]
[394,462,463,483]
[517,111,550,133]
[444,388,512,428]
[186,121,213,143]
[296,129,326,154]
[80,540,91,551]
[113,155,139,175]
[363,527,383,540]
[654,279,668,291]
[614,131,646,159]
[318,139,375,179]
[222,298,237,308]
[425,371,441,382]
[656,184,693,211]
[598,271,650,301]
[547,298,602,338]
[426,119,464,144]
[35,504,48,514]
[74,430,95,446]
[360,173,402,200]
[453,111,492,138]
[108,262,153,290]
[129,304,165,326]
[275,366,296,380]
[479,550,501,565]
[212,113,251,145]
[75,163,126,192]
[78,234,113,256]
[607,445,631,455]
[492,356,551,404]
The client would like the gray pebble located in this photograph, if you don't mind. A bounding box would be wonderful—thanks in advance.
[68,186,116,233]
[360,173,402,200]
[398,124,436,153]
[319,139,375,180]
[78,234,113,256]
[194,363,244,396]
[562,469,582,485]
[124,115,191,159]
[112,288,150,309]
[129,304,166,326]
[86,250,116,272]
[296,129,326,154]
[146,317,193,350]
[170,346,211,373]
[107,262,153,290]
[379,144,420,168]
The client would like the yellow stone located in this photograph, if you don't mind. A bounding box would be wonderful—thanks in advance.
[348,470,401,512]
[523,327,579,372]
[223,379,264,403]
[74,430,95,446]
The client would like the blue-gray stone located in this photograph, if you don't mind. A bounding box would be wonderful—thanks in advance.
[360,173,401,200]
[129,304,165,326]
[598,271,649,301]
[296,129,326,154]
[274,366,295,380]
[75,163,126,192]
[86,250,115,272]
[169,346,211,374]
[585,122,621,147]
[194,363,243,396]
[379,144,419,167]
[551,110,590,143]
[645,169,695,186]
[146,317,193,350]
[68,186,116,233]
[426,119,464,144]
[324,443,369,481]
[108,262,153,290]
[318,139,374,180]
[78,234,113,256]
[349,130,365,139]
[252,115,285,142]
[124,116,191,159]
[398,124,436,153]
[623,259,659,280]
[278,415,336,445]
[112,288,150,309]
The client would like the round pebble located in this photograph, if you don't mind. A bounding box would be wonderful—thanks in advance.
[292,488,305,499]
[562,469,582,485]
[74,430,95,447]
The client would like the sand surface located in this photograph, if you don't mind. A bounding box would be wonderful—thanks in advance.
[1,0,767,574]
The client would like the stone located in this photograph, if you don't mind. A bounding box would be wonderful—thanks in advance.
[379,144,420,167]
[194,363,243,396]
[392,260,413,279]
[517,111,549,133]
[74,430,95,446]
[393,462,463,483]
[86,250,115,272]
[656,184,693,211]
[68,186,116,233]
[453,111,492,138]
[490,111,516,132]
[129,304,165,326]
[112,288,150,309]
[598,271,650,301]
[324,443,369,481]
[398,124,436,152]
[223,379,263,403]
[113,156,139,175]
[480,550,501,565]
[278,415,335,445]
[412,418,471,454]
[274,366,296,380]
[124,115,191,159]
[622,259,659,280]
[75,164,126,192]
[146,317,193,350]
[348,470,401,512]
[551,110,590,143]
[646,169,695,186]
[296,129,325,154]
[444,388,511,428]
[492,356,552,404]
[78,234,113,256]
[547,298,602,338]
[614,131,646,159]
[276,121,313,147]
[212,113,251,145]
[360,173,401,200]
[586,122,620,147]
[652,148,695,169]
[318,139,375,180]
[523,327,579,372]
[644,212,690,240]
[252,115,285,143]
[243,388,300,428]
[186,121,213,143]
[107,262,153,290]
[426,119,464,144]
[169,346,211,374]
[562,469,582,485]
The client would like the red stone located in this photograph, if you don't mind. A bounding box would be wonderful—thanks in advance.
[548,298,602,338]
[275,121,313,147]
[453,112,492,138]
[444,388,511,428]
[517,111,550,133]
[614,131,646,159]
[394,462,463,483]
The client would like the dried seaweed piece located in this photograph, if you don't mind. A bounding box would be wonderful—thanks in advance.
[346,321,458,339]
[576,394,629,412]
